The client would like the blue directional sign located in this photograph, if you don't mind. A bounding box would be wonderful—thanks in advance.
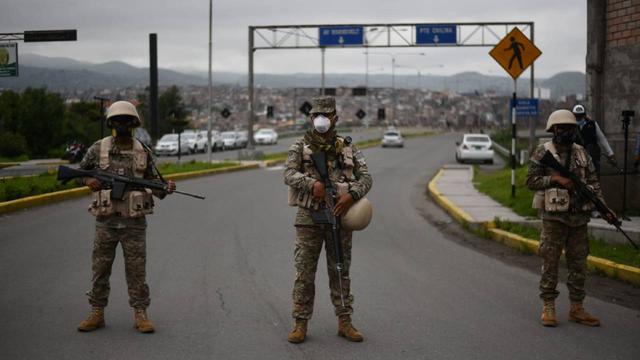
[319,26,364,46]
[416,24,457,45]
[511,98,539,117]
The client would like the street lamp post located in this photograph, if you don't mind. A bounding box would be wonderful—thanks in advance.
[207,0,213,163]
[367,52,426,124]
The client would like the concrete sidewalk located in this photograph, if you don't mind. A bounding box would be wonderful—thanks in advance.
[433,165,640,246]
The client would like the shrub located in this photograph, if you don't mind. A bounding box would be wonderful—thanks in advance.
[0,131,28,158]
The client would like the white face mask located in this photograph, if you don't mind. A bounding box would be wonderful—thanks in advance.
[313,115,331,134]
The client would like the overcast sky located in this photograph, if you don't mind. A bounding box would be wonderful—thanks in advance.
[3,0,587,78]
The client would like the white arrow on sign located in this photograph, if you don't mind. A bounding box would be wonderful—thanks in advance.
[338,36,344,44]
[434,35,440,44]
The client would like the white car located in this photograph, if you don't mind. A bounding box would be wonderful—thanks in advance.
[455,133,494,164]
[180,132,197,154]
[381,131,404,148]
[195,130,225,152]
[221,131,240,149]
[254,128,278,145]
[236,131,249,148]
[154,134,191,156]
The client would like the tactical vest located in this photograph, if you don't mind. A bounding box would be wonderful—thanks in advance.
[288,138,355,209]
[577,120,601,159]
[89,136,154,218]
[532,141,593,213]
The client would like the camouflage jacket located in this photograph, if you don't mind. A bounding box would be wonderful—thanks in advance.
[526,142,605,227]
[79,137,164,228]
[284,136,373,226]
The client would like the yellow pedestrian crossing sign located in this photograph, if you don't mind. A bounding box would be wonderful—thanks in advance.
[489,27,541,80]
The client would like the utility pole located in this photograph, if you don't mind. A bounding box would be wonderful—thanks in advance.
[207,0,213,162]
[247,26,255,150]
[93,96,109,139]
[149,34,159,144]
[321,47,326,95]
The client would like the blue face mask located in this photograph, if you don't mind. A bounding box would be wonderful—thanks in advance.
[577,119,587,127]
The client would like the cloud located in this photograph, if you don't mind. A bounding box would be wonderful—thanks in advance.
[1,0,586,78]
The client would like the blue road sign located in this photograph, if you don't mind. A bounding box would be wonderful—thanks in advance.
[319,26,364,46]
[416,24,457,45]
[512,98,539,117]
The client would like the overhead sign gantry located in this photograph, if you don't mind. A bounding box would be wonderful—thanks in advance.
[247,22,535,148]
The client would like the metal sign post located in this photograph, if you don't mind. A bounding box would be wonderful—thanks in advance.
[511,82,517,198]
[489,27,541,198]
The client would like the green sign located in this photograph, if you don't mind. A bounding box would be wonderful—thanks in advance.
[0,43,18,77]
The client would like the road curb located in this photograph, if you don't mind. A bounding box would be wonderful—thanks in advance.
[427,168,475,224]
[427,167,640,286]
[0,163,259,216]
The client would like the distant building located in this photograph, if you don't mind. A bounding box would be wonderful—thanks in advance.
[534,87,551,100]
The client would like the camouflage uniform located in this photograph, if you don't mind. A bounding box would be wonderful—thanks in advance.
[284,136,372,320]
[526,142,604,302]
[79,137,165,309]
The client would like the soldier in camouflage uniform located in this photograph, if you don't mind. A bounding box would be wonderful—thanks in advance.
[284,96,373,343]
[526,109,614,327]
[76,101,175,333]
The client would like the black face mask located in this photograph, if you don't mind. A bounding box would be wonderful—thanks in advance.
[109,116,134,138]
[552,129,576,145]
[114,124,133,138]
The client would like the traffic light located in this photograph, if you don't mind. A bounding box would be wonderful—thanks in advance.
[378,108,386,120]
[267,105,274,118]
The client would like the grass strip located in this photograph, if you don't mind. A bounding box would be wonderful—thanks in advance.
[0,155,29,162]
[0,160,237,202]
[494,219,640,268]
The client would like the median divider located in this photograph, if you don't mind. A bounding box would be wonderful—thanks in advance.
[0,162,260,216]
[427,167,640,286]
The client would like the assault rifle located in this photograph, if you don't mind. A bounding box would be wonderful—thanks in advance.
[539,150,638,250]
[57,165,206,200]
[310,151,346,307]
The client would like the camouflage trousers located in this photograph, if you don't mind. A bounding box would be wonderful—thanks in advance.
[87,221,150,309]
[538,220,589,302]
[292,225,353,320]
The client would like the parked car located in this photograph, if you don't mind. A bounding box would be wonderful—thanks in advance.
[254,128,278,145]
[154,134,191,156]
[180,132,197,154]
[195,130,224,152]
[134,128,152,148]
[236,131,249,148]
[221,131,240,149]
[455,133,494,164]
[381,130,404,148]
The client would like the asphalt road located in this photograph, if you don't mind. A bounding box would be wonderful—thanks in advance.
[1,133,638,360]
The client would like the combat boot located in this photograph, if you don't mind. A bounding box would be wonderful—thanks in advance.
[540,300,557,327]
[287,319,307,343]
[338,315,363,342]
[77,307,105,332]
[569,301,600,327]
[133,309,155,333]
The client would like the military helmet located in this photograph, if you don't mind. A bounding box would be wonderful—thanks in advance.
[341,197,373,232]
[106,101,142,127]
[310,96,336,115]
[545,109,577,132]
[572,104,586,115]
